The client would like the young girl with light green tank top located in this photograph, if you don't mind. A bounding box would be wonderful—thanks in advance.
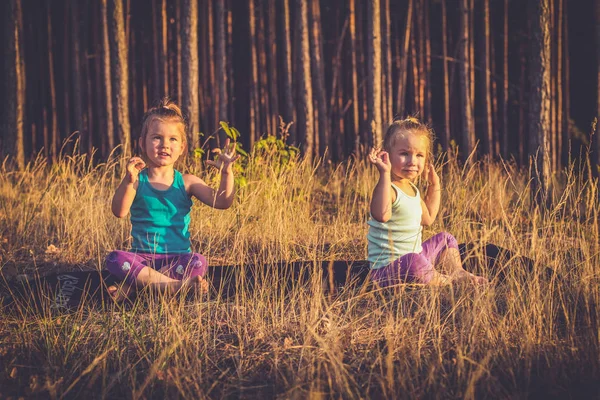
[105,98,240,301]
[367,117,488,286]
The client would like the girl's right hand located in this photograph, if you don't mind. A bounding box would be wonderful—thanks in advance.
[126,157,146,183]
[368,148,391,174]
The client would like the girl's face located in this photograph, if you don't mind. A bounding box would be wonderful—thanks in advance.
[388,132,429,181]
[140,119,186,168]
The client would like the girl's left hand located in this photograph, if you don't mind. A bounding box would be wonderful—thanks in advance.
[425,163,441,187]
[206,138,240,172]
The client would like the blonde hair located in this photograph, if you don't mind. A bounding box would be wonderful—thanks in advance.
[138,97,188,161]
[383,116,435,161]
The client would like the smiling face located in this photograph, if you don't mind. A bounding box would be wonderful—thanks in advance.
[388,131,429,181]
[140,118,186,168]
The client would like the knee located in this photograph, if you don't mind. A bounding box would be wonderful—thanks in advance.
[440,232,458,250]
[402,254,433,284]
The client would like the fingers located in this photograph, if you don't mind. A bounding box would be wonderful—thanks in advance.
[127,157,145,171]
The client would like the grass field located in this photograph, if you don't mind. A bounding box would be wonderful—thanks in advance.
[0,146,598,399]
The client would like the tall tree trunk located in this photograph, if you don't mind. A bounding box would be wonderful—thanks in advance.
[181,0,200,152]
[310,0,328,158]
[396,0,413,117]
[595,0,600,173]
[47,0,59,160]
[562,0,570,167]
[459,0,474,160]
[481,0,493,156]
[227,6,235,125]
[528,0,552,205]
[368,0,382,146]
[108,0,131,155]
[70,0,85,154]
[215,0,227,143]
[207,0,216,136]
[423,0,432,124]
[441,0,450,150]
[349,0,360,155]
[267,0,279,139]
[249,0,259,147]
[296,0,314,160]
[502,0,509,158]
[555,0,563,171]
[257,0,270,138]
[2,0,25,168]
[160,0,168,96]
[281,0,296,143]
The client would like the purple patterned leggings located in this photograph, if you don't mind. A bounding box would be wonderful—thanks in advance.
[371,232,459,286]
[105,250,207,286]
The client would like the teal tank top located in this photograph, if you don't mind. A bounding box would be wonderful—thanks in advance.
[130,169,193,254]
[367,182,423,269]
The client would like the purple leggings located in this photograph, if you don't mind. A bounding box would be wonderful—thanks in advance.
[105,250,207,286]
[371,232,459,286]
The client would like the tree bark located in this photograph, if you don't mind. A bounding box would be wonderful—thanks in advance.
[310,0,328,158]
[481,0,493,156]
[502,0,509,158]
[441,0,450,150]
[459,0,474,160]
[249,0,259,147]
[2,0,25,168]
[267,0,279,139]
[368,0,382,147]
[108,0,131,155]
[47,0,59,160]
[215,0,228,143]
[181,0,200,152]
[528,0,552,205]
[281,0,296,143]
[396,0,413,117]
[349,0,360,155]
[296,0,314,160]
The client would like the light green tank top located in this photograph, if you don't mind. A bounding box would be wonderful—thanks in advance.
[367,182,423,269]
[130,169,193,254]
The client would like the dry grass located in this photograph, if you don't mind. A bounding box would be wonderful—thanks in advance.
[0,145,598,399]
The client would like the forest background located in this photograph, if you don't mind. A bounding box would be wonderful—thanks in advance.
[1,0,599,174]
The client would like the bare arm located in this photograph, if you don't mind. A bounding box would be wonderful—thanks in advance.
[111,157,144,218]
[369,148,395,222]
[187,138,239,209]
[421,163,441,226]
[186,169,235,209]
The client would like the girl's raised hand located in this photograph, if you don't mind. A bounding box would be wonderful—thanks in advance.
[206,138,240,172]
[425,163,441,187]
[126,157,146,183]
[368,147,391,174]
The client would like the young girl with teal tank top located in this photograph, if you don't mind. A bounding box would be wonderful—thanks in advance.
[105,98,240,301]
[367,117,488,286]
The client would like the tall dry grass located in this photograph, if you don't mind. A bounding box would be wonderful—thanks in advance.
[0,144,598,399]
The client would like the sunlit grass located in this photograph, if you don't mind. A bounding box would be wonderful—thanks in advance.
[0,142,598,398]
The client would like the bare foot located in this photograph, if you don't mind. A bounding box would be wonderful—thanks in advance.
[451,270,488,286]
[107,282,135,303]
[180,276,209,295]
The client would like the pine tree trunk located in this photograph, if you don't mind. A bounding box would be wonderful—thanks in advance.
[47,0,59,160]
[368,0,382,146]
[249,0,259,147]
[556,0,563,171]
[2,0,25,168]
[215,0,227,143]
[423,0,432,124]
[71,0,85,154]
[267,0,279,139]
[296,0,314,160]
[481,0,493,156]
[459,0,474,160]
[257,0,270,138]
[396,0,413,117]
[528,0,552,205]
[595,0,600,173]
[108,0,131,155]
[441,0,450,150]
[562,0,570,167]
[281,0,296,143]
[349,0,360,155]
[502,0,509,158]
[160,0,168,96]
[181,0,200,151]
[310,0,328,158]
